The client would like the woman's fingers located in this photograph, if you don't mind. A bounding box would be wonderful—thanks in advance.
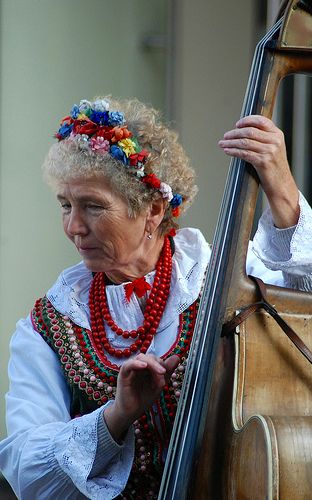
[136,353,167,374]
[235,114,277,131]
[120,353,181,393]
[164,354,180,378]
[223,125,270,143]
[219,114,299,228]
[109,354,183,435]
[219,115,287,170]
[120,354,167,389]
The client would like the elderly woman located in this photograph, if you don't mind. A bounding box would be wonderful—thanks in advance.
[0,96,311,499]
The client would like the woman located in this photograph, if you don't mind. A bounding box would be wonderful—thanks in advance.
[0,96,311,499]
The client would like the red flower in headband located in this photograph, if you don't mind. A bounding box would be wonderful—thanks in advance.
[73,119,99,136]
[142,173,161,190]
[60,116,73,125]
[96,126,115,141]
[172,206,181,217]
[129,154,139,166]
[137,150,149,162]
[129,150,149,167]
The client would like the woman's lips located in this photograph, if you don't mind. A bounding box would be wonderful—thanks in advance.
[77,246,98,254]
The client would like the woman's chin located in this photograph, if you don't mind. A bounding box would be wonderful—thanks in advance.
[81,257,105,273]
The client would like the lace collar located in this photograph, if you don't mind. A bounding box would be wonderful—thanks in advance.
[47,227,210,331]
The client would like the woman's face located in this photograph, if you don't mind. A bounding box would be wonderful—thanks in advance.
[56,176,150,278]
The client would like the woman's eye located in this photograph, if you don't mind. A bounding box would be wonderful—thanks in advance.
[87,204,103,211]
[60,203,71,212]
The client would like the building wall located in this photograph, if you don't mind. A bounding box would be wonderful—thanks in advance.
[0,0,168,441]
[0,0,257,445]
[171,0,256,239]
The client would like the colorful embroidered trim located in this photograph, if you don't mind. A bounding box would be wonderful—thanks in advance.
[32,296,198,499]
[32,297,198,496]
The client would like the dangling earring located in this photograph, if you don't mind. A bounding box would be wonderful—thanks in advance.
[147,233,152,240]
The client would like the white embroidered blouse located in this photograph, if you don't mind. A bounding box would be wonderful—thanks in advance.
[0,192,312,500]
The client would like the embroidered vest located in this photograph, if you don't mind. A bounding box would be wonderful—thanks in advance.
[31,296,198,499]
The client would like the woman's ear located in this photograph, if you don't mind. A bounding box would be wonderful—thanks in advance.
[145,197,167,235]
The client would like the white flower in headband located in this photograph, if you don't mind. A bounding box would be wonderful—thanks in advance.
[159,182,173,202]
[93,99,110,112]
[78,100,92,114]
[74,133,90,150]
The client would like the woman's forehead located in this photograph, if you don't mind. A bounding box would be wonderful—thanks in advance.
[56,176,111,197]
[55,175,127,204]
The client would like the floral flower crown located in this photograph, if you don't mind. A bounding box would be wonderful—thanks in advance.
[55,98,183,216]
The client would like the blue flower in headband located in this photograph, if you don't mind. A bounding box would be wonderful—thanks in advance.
[108,111,125,126]
[170,193,183,207]
[58,122,73,139]
[90,110,109,125]
[70,104,80,119]
[110,145,128,164]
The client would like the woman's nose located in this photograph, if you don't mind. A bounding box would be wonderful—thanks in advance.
[65,210,88,236]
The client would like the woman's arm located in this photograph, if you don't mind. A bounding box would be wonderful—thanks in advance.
[0,317,134,499]
[104,353,179,442]
[250,192,312,290]
[219,115,312,291]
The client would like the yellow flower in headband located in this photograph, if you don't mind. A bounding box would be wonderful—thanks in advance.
[118,138,137,157]
[77,113,89,120]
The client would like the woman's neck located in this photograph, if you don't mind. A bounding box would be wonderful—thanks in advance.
[104,235,165,284]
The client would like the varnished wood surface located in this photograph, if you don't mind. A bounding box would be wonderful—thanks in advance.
[236,312,312,425]
[158,3,312,499]
[190,2,312,498]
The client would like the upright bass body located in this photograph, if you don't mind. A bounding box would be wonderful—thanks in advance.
[196,297,312,498]
[159,2,312,498]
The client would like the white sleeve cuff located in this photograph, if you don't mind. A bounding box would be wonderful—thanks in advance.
[53,406,135,499]
[252,192,312,279]
[90,404,134,478]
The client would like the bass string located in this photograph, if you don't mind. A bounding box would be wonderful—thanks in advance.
[158,17,283,500]
[176,16,283,426]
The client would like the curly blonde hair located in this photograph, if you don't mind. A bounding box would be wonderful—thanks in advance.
[43,96,198,234]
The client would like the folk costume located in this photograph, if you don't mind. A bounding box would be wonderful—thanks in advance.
[1,97,312,499]
[1,196,312,500]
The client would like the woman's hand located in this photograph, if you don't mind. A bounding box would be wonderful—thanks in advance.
[219,115,300,228]
[104,353,180,442]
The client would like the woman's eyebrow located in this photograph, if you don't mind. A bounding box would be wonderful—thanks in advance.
[56,194,67,201]
[56,193,109,204]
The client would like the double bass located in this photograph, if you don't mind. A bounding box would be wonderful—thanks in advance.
[159,1,312,498]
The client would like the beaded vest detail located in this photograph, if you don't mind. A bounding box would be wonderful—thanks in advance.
[31,296,199,499]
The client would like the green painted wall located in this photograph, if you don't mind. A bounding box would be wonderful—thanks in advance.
[0,0,167,440]
[0,0,257,447]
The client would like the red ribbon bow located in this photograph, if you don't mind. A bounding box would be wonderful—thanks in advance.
[124,276,151,302]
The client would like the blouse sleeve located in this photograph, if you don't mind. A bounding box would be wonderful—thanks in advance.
[249,192,312,291]
[0,316,134,500]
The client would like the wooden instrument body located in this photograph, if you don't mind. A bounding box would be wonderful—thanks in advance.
[158,2,312,499]
[193,3,312,498]
[194,309,312,499]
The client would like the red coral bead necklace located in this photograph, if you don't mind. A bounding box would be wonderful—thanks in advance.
[89,236,172,358]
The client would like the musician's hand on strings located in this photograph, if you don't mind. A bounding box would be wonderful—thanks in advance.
[104,353,179,441]
[219,115,300,228]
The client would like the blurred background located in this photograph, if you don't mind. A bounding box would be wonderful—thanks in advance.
[0,0,311,495]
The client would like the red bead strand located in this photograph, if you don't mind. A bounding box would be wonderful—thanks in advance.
[89,236,172,358]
